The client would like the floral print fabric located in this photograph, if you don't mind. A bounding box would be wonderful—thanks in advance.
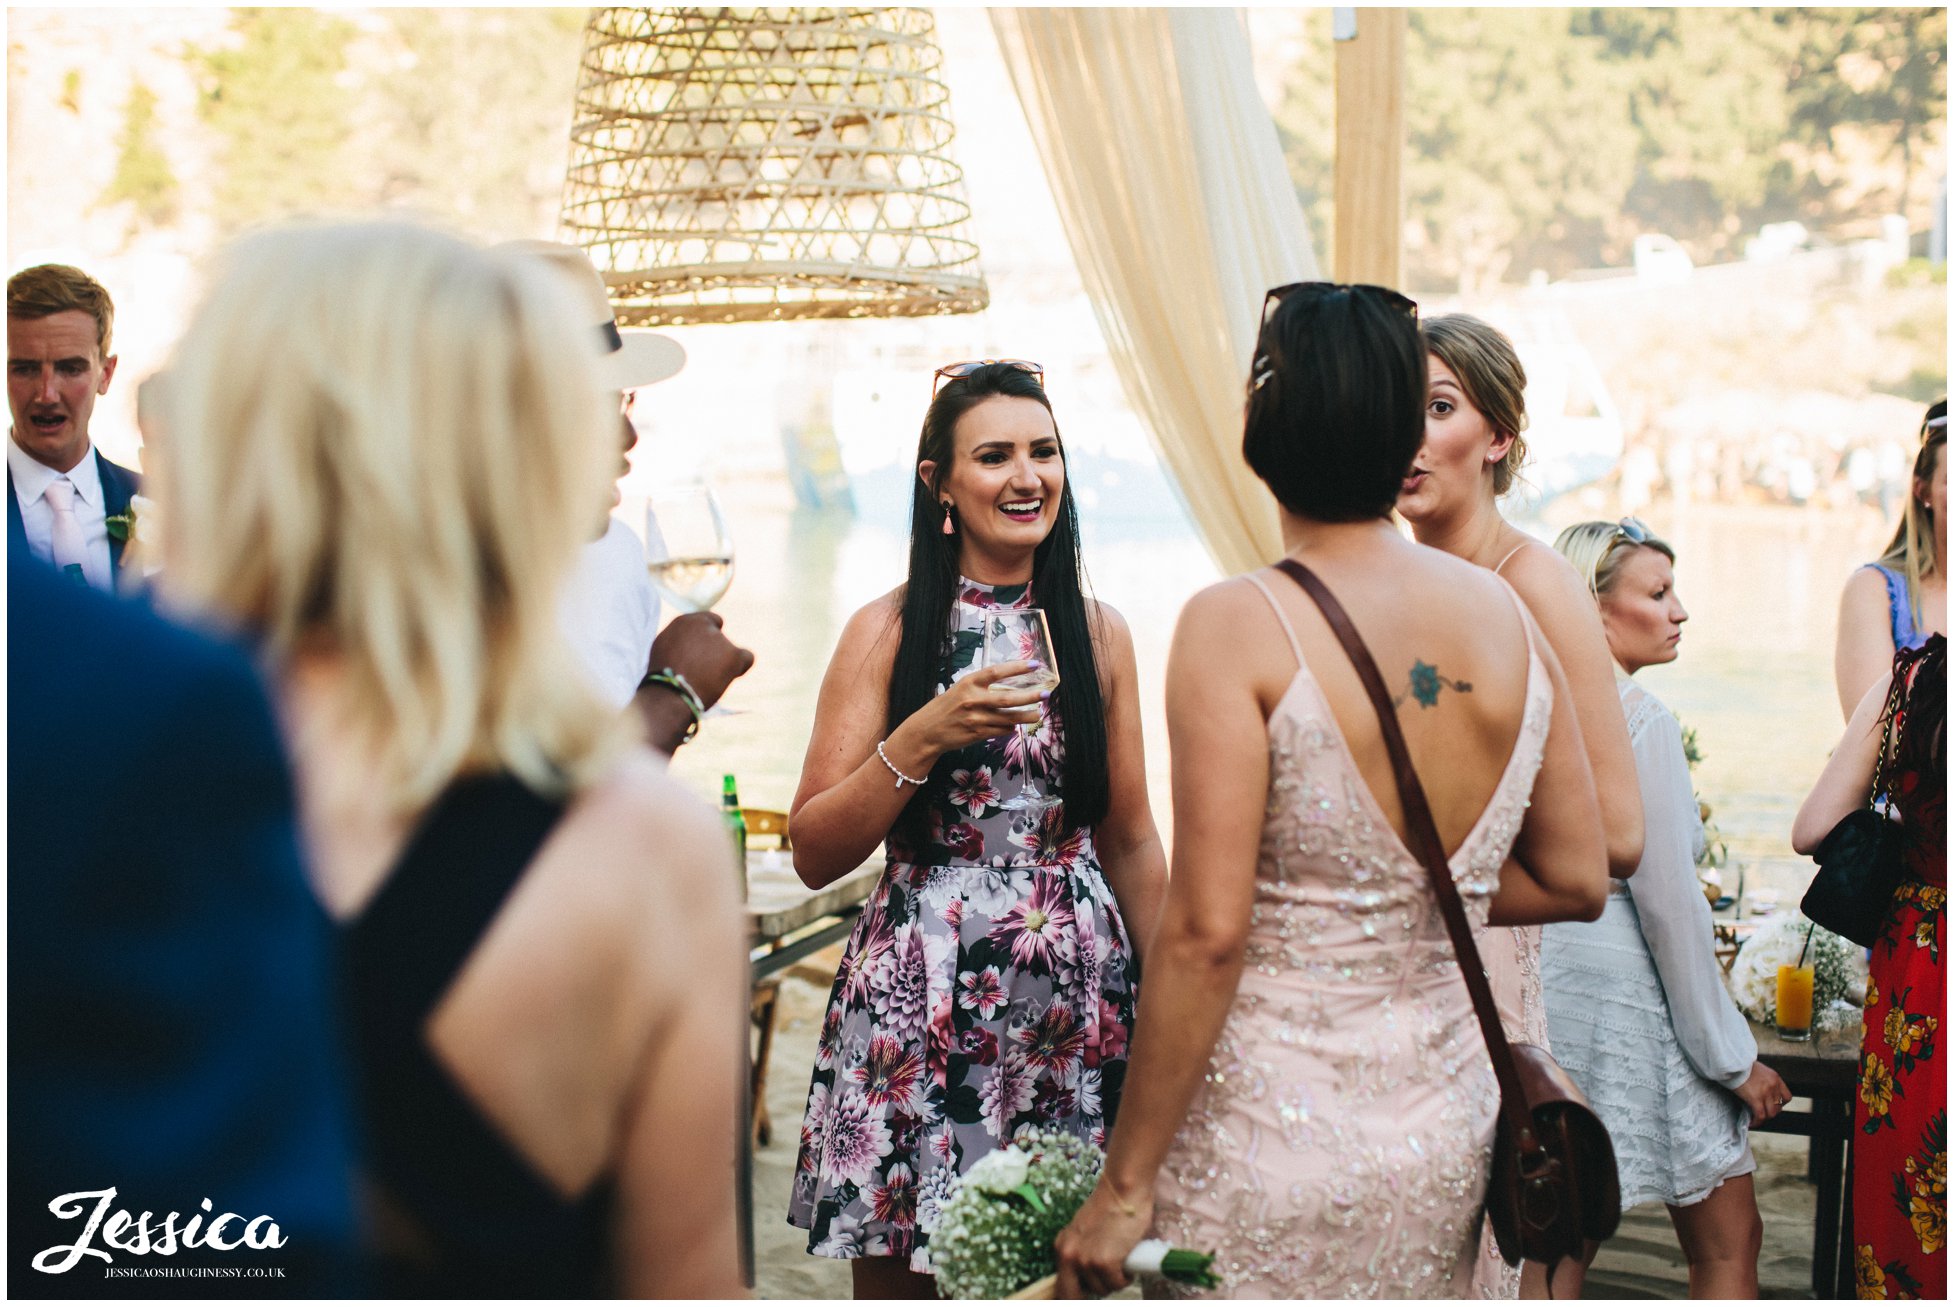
[786,578,1139,1273]
[1857,882,1945,1299]
[1856,640,1944,1301]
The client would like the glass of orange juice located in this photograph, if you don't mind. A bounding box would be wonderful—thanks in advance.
[1776,964,1816,1041]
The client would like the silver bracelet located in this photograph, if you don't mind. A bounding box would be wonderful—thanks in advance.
[876,740,927,790]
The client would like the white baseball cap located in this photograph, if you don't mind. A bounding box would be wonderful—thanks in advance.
[497,239,685,390]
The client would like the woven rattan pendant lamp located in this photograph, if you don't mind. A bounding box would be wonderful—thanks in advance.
[560,7,988,325]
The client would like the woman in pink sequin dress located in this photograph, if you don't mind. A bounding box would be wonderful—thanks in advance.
[1053,284,1610,1299]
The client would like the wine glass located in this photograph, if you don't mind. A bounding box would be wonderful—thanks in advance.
[645,480,735,614]
[979,608,1060,695]
[979,608,1060,817]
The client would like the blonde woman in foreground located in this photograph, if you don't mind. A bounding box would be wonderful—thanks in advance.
[145,221,745,1298]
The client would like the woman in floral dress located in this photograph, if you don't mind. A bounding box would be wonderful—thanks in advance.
[1798,633,1945,1299]
[785,361,1168,1296]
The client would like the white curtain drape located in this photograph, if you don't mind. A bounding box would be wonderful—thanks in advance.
[990,7,1319,575]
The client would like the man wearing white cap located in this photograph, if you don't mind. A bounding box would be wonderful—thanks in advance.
[505,240,754,754]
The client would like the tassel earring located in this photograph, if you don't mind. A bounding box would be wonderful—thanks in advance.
[941,500,956,535]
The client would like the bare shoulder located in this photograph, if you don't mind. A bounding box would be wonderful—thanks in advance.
[564,749,731,901]
[1181,573,1271,629]
[1497,538,1596,627]
[1178,574,1300,677]
[838,587,905,652]
[1084,597,1134,649]
[1840,564,1890,611]
[1411,540,1523,603]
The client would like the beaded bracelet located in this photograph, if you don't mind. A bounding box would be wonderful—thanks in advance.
[876,740,926,790]
[640,668,704,745]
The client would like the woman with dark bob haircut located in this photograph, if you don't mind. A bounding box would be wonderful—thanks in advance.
[1054,284,1608,1298]
[786,361,1167,1296]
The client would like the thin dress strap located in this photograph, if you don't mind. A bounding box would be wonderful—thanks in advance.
[1492,540,1530,576]
[1492,572,1544,668]
[1245,570,1307,665]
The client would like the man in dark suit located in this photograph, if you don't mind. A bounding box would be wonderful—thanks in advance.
[9,553,361,1295]
[8,264,142,590]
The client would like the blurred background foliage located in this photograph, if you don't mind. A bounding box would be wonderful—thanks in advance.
[88,7,1944,300]
[1273,7,1946,292]
[185,8,587,241]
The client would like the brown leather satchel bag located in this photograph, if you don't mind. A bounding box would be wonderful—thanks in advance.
[1274,559,1620,1273]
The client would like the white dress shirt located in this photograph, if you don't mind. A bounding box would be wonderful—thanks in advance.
[560,515,661,709]
[9,438,112,590]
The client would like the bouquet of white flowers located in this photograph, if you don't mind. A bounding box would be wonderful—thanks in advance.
[1726,911,1868,1036]
[931,1128,1217,1298]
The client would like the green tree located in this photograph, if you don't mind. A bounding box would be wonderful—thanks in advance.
[190,9,356,234]
[1272,8,1946,292]
[1780,8,1947,211]
[103,81,179,228]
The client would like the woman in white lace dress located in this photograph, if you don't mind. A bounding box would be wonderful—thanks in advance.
[1540,520,1793,1298]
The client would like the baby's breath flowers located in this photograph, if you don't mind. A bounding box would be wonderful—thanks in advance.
[931,1128,1216,1298]
[1727,912,1868,1035]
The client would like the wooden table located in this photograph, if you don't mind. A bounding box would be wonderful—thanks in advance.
[746,853,880,978]
[734,853,881,1288]
[1751,1017,1860,1299]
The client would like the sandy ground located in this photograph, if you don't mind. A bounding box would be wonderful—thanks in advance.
[751,971,1827,1301]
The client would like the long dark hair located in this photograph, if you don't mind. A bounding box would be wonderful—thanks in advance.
[886,363,1110,830]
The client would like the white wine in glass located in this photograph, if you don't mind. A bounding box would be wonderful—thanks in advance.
[647,555,733,613]
[982,609,1060,693]
[645,481,734,613]
[982,608,1059,817]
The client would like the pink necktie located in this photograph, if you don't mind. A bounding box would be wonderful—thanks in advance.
[42,479,90,586]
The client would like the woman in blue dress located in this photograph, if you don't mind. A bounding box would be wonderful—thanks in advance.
[1836,399,1944,717]
[785,360,1167,1297]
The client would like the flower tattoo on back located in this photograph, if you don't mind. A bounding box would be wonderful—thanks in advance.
[1395,659,1471,709]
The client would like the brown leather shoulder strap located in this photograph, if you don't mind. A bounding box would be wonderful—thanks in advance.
[1270,559,1532,1139]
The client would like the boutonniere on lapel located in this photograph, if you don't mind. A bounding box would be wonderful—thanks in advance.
[106,495,159,576]
[105,494,155,542]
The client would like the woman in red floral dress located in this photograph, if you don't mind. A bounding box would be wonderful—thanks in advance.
[1798,633,1945,1298]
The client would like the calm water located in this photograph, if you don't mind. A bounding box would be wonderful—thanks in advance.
[653,478,1892,895]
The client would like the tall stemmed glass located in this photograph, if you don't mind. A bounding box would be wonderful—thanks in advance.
[645,480,735,614]
[979,608,1060,817]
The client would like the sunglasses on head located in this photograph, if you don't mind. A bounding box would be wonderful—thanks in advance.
[1251,282,1419,391]
[932,358,1043,397]
[1587,517,1654,596]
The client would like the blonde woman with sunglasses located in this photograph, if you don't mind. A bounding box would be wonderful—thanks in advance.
[1539,519,1788,1299]
[785,360,1166,1297]
[1395,313,1644,1297]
